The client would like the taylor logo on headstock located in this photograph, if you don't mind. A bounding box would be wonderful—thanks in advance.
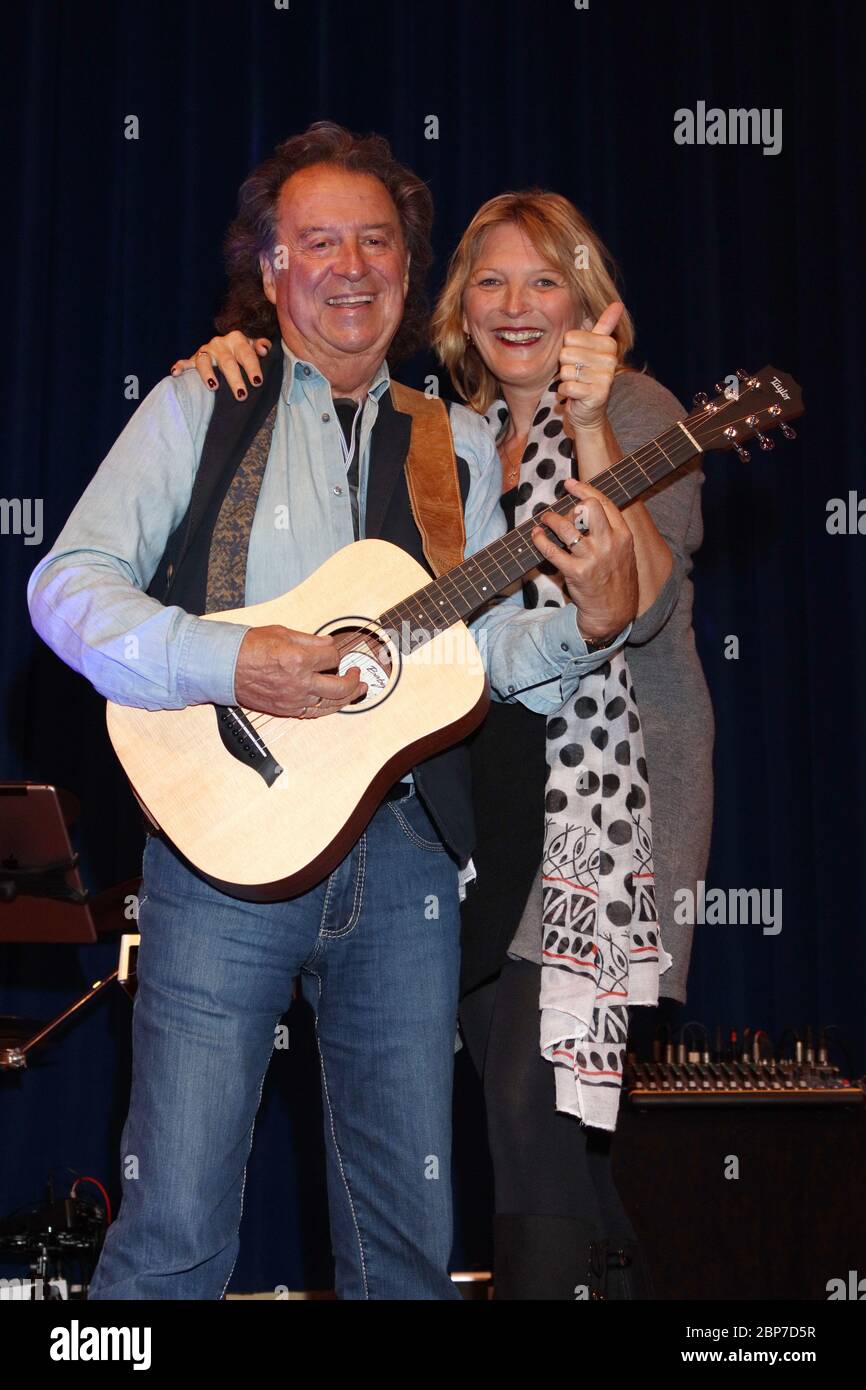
[771,376,791,400]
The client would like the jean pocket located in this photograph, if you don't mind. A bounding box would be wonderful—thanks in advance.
[387,792,446,852]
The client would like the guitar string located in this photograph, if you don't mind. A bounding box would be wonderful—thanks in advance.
[244,449,694,735]
[244,400,747,732]
[243,402,732,733]
[245,393,770,733]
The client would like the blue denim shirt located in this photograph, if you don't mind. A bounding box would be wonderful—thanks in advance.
[27,345,629,713]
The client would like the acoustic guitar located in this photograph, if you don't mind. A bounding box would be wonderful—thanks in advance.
[107,366,803,900]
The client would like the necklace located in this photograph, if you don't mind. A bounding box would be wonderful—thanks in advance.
[499,432,526,492]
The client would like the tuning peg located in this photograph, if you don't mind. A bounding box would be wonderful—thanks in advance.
[736,368,751,381]
[780,423,796,440]
[714,381,727,394]
[755,432,775,451]
[734,443,751,462]
[692,391,709,407]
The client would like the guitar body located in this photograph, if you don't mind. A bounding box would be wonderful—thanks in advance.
[106,540,489,901]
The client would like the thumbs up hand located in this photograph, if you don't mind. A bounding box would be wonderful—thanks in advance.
[557,300,625,434]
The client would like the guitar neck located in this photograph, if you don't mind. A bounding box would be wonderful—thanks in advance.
[379,417,699,641]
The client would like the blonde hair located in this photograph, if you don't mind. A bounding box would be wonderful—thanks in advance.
[431,190,635,415]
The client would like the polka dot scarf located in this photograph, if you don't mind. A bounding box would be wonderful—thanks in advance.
[485,383,672,1131]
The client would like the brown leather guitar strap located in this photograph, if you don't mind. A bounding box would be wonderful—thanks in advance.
[389,381,466,577]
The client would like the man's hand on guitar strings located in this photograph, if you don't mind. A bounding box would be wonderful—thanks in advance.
[234,626,366,719]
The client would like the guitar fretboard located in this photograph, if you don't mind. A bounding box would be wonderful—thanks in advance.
[378,419,698,643]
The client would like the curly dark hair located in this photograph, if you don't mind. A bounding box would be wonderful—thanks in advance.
[215,121,433,365]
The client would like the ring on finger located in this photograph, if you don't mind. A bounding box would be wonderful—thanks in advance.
[572,362,584,381]
[568,534,582,549]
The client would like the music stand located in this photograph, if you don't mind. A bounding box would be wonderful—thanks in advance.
[0,783,95,942]
[0,782,140,1070]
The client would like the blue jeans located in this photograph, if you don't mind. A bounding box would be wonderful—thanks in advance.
[88,787,462,1300]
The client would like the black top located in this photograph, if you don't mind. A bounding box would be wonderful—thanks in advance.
[333,397,364,541]
[459,484,547,996]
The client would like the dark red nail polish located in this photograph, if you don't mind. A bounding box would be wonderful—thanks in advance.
[252,376,262,386]
[207,378,217,389]
[237,389,247,400]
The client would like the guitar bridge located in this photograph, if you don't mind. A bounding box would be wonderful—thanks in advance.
[214,706,283,787]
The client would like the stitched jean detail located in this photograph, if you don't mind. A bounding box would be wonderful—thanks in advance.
[219,1060,270,1300]
[387,795,446,852]
[318,834,366,940]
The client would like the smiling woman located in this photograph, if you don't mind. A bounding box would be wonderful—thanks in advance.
[431,188,714,1299]
[433,190,634,416]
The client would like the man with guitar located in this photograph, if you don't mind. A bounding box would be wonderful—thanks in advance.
[27,123,637,1300]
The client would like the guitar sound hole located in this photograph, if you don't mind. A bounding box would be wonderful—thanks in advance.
[315,617,401,714]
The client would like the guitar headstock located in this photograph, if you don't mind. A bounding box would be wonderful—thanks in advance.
[684,366,804,460]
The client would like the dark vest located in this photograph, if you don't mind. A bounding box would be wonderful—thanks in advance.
[148,342,476,862]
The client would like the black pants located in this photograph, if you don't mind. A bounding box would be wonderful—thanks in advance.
[459,956,647,1299]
